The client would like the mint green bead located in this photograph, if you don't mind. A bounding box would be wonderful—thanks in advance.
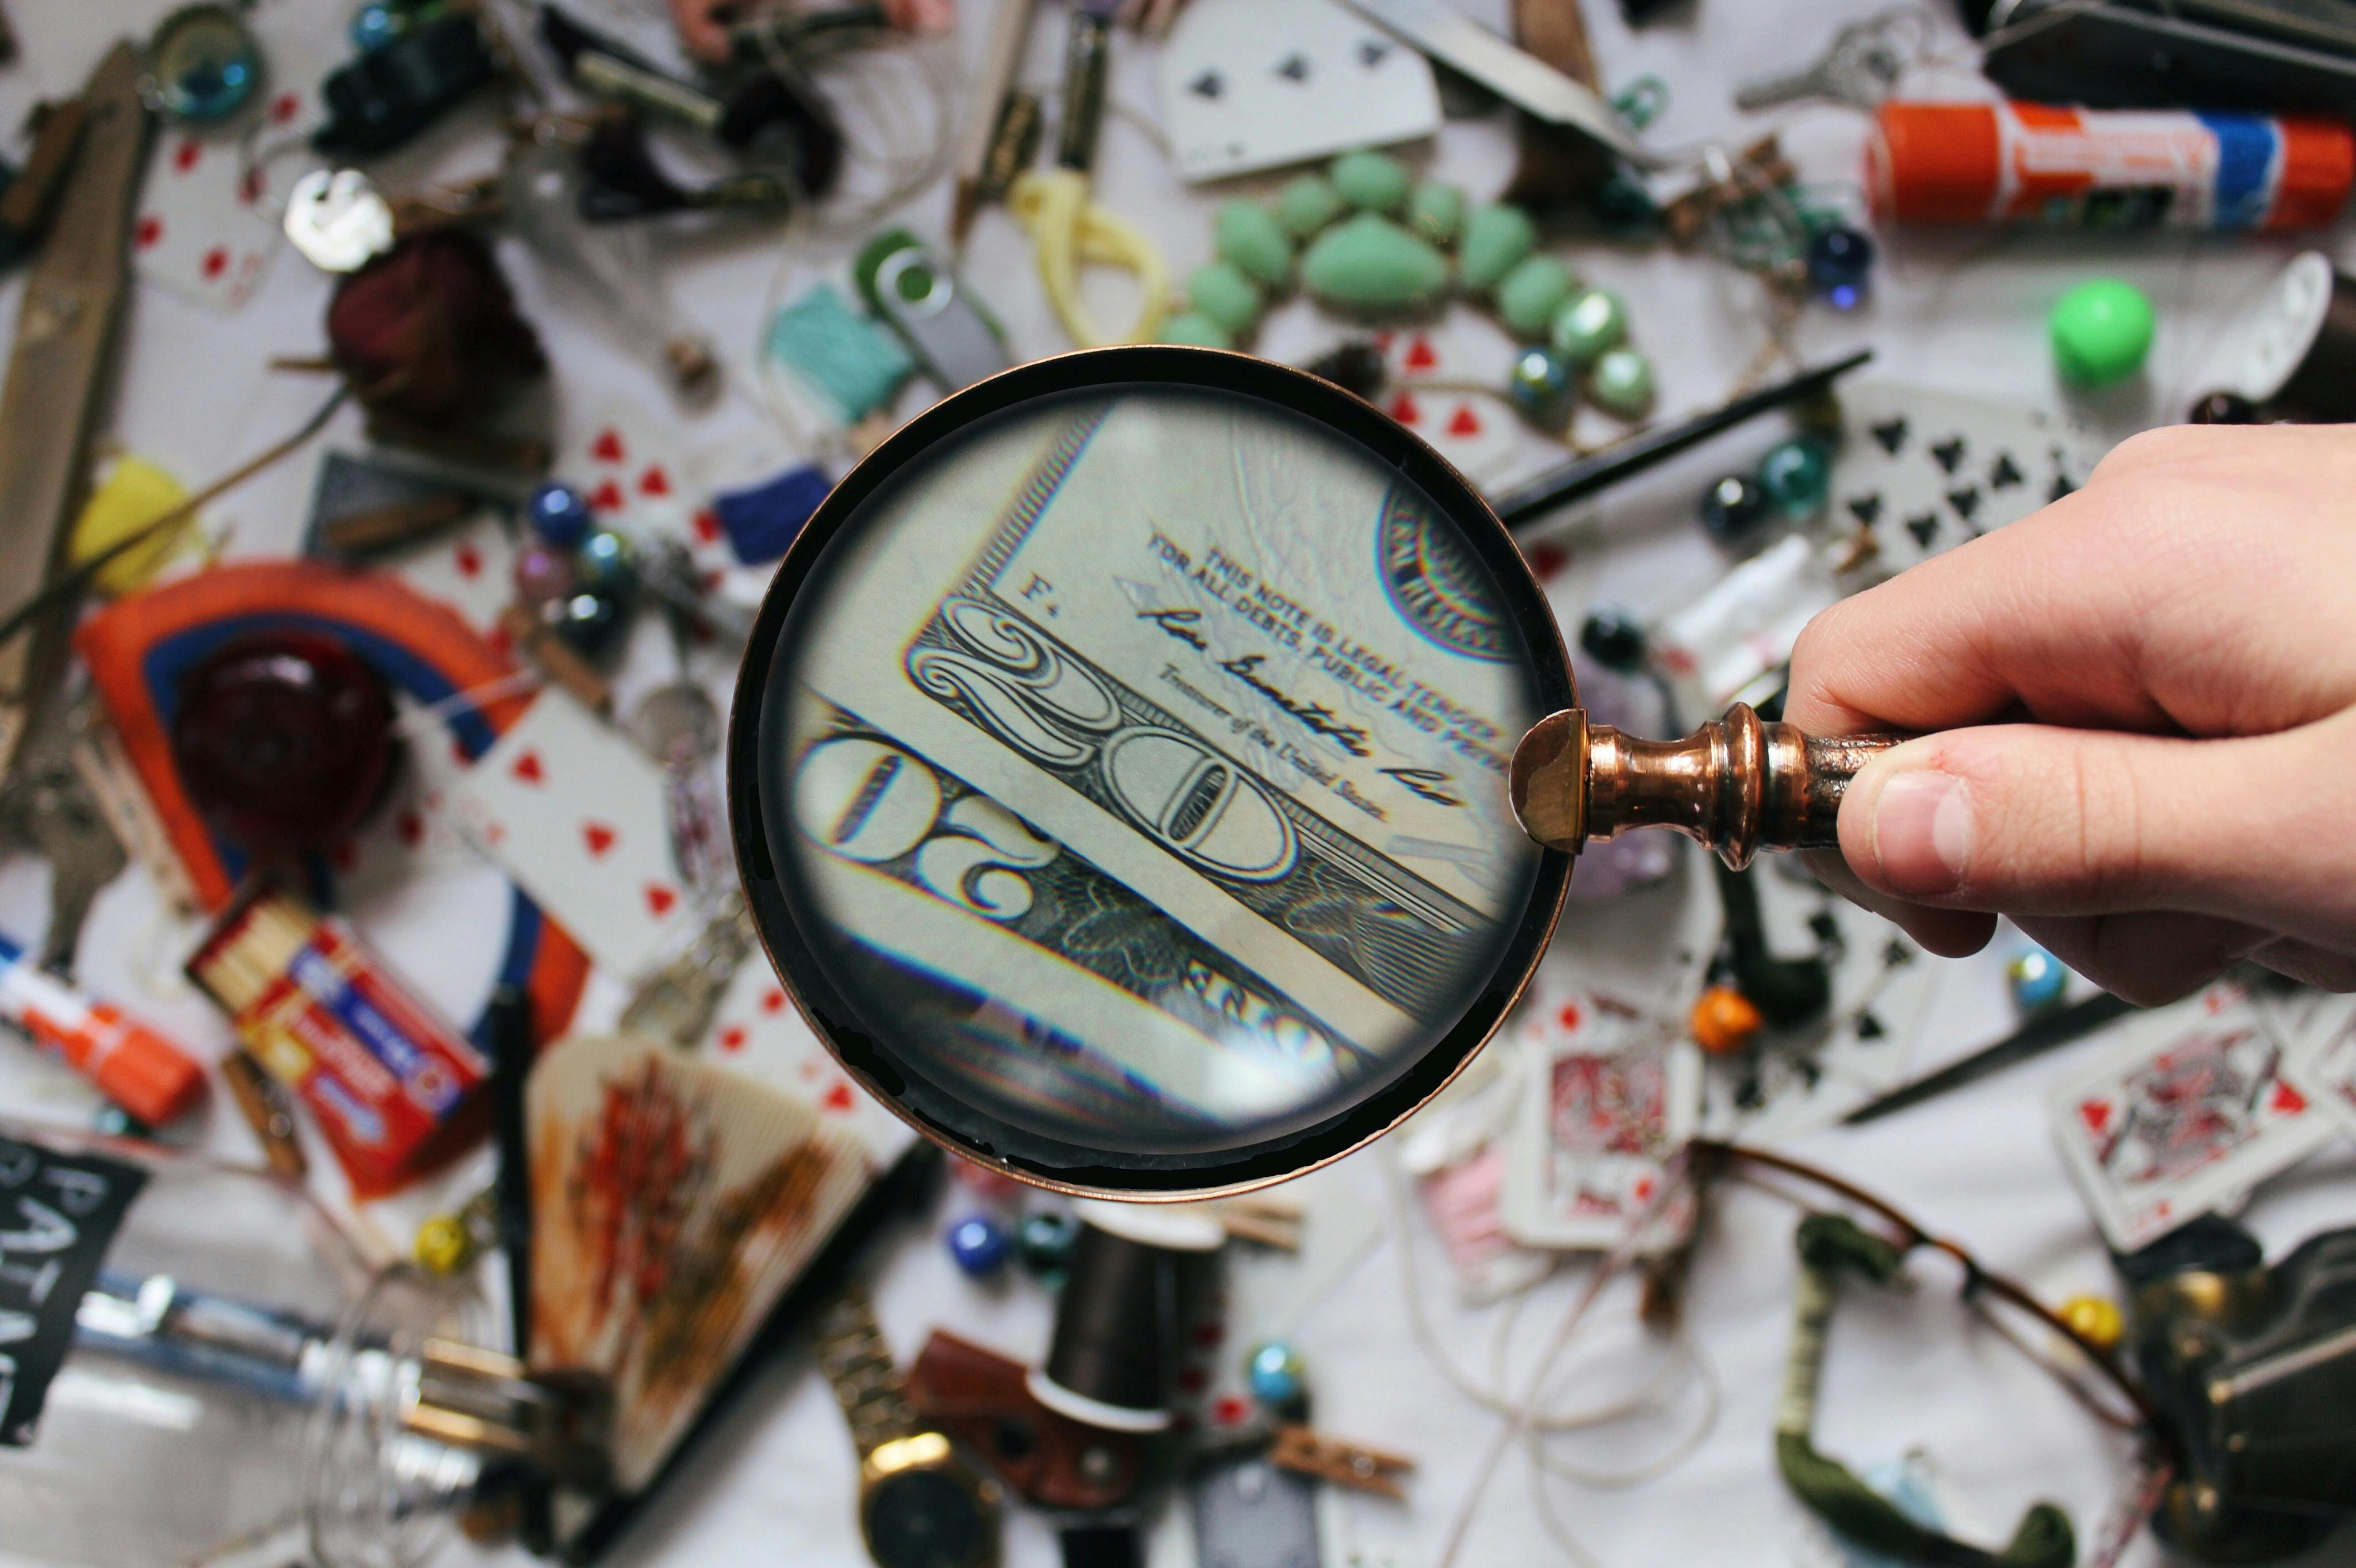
[2050,278,2154,387]
[1549,288,1627,366]
[1495,255,1577,339]
[1215,200,1294,288]
[1331,149,1410,215]
[1586,347,1654,418]
[1460,203,1536,293]
[1300,213,1450,313]
[1277,175,1345,238]
[1187,261,1263,335]
[1161,310,1232,349]
[1407,181,1465,247]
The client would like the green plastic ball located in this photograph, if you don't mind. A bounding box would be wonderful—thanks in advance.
[2051,279,2155,388]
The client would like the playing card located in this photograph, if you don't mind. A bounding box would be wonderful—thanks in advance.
[567,401,699,542]
[1831,383,2110,580]
[2049,982,2335,1253]
[528,1034,870,1494]
[2281,992,2356,1141]
[448,690,695,978]
[1375,324,1527,491]
[330,693,492,898]
[1501,989,1700,1251]
[1158,0,1441,182]
[131,0,341,310]
[133,129,279,311]
[1712,864,1941,1142]
[697,959,915,1168]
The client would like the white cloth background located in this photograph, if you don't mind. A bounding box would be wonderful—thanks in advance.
[3,1,2353,1565]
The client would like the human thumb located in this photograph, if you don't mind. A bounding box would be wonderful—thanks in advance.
[1834,718,2356,939]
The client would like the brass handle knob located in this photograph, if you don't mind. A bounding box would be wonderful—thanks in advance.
[1508,705,1906,871]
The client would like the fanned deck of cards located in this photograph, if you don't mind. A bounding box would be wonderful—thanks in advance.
[527,1033,871,1496]
[1833,383,2112,580]
[2048,983,2334,1253]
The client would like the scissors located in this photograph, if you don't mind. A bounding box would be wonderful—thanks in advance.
[1009,0,1166,348]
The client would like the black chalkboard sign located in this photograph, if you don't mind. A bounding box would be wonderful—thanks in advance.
[0,1133,146,1446]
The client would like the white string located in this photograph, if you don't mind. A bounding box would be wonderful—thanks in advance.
[1395,1148,1707,1568]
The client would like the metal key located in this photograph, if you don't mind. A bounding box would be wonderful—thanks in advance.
[0,697,127,973]
[1734,18,1908,112]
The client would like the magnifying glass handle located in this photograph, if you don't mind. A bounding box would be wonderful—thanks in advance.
[1509,705,1908,871]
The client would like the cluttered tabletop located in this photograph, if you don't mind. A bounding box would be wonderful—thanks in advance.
[4,1,2356,1566]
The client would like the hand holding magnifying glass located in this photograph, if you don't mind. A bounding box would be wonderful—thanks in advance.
[731,348,1955,1199]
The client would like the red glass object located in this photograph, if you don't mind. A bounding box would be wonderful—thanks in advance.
[171,629,397,857]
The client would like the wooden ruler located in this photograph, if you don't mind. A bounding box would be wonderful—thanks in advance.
[0,42,151,779]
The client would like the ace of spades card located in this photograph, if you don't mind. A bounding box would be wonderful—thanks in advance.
[1831,384,2110,581]
[1501,989,1701,1252]
[1158,0,1441,182]
[2049,983,2335,1253]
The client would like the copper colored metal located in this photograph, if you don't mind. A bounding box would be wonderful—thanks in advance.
[1509,703,1903,870]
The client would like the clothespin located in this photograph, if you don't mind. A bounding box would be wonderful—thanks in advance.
[1210,1194,1304,1250]
[1269,1424,1414,1499]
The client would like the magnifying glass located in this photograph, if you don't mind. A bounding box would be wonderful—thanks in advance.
[729,347,1897,1200]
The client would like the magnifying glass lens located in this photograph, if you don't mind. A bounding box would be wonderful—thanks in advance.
[743,359,1571,1190]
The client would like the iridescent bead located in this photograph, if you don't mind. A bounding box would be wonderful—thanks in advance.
[350,2,407,52]
[948,1214,1012,1277]
[1579,607,1646,672]
[2190,391,2258,425]
[528,481,594,550]
[1549,288,1628,366]
[1585,346,1654,418]
[1756,438,1833,520]
[1017,1210,1081,1276]
[2009,946,2068,1012]
[573,527,637,598]
[1506,346,1574,423]
[1700,473,1769,544]
[1246,1341,1306,1409]
[549,591,626,659]
[1805,225,1875,309]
